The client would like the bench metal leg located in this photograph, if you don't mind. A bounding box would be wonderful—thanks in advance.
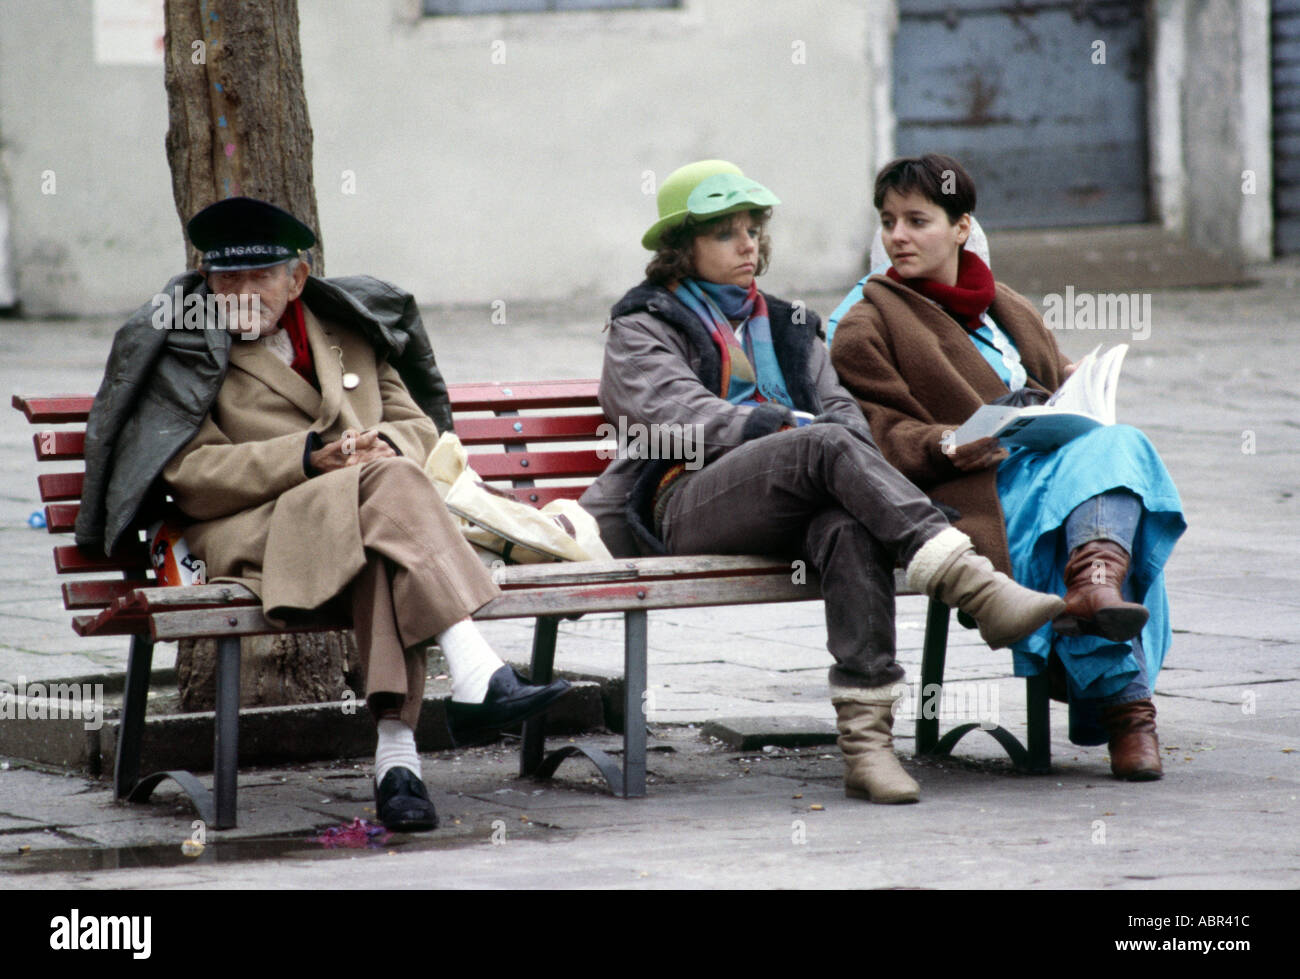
[117,633,236,825]
[213,636,241,829]
[114,633,154,799]
[520,616,559,777]
[621,609,647,798]
[1025,673,1052,773]
[525,609,648,798]
[915,598,1050,773]
[126,770,216,826]
[915,599,950,755]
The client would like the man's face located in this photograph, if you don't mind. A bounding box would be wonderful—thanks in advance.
[205,260,308,336]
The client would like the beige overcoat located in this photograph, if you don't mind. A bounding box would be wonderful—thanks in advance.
[162,304,440,619]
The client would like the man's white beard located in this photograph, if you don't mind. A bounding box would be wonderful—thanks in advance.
[227,295,269,336]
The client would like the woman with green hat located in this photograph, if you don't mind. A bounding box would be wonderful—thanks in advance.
[579,160,1066,804]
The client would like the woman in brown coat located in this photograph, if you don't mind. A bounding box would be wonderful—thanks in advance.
[830,155,1187,780]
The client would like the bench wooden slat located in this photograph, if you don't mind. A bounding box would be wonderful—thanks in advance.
[72,610,153,637]
[54,542,149,574]
[493,554,795,587]
[455,413,607,446]
[446,380,599,413]
[44,503,79,533]
[149,608,350,641]
[11,394,94,423]
[470,448,607,481]
[119,583,261,611]
[69,582,254,630]
[38,471,85,502]
[32,430,86,461]
[63,579,148,610]
[146,573,819,640]
[476,574,824,620]
[497,485,588,506]
[111,559,798,605]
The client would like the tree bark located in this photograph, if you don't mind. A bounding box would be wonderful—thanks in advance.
[177,631,362,712]
[164,0,354,709]
[163,0,323,271]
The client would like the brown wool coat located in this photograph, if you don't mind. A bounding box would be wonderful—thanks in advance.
[830,275,1070,575]
[162,304,440,618]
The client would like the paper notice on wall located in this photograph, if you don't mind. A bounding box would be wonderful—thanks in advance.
[93,0,166,66]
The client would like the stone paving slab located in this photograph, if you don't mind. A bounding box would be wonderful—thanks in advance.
[2,275,1299,888]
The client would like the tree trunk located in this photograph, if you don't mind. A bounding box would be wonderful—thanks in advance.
[163,0,322,270]
[177,631,362,712]
[163,0,355,709]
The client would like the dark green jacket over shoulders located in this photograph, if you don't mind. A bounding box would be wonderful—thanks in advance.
[75,272,453,555]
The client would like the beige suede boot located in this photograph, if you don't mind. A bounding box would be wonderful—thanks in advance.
[906,528,1065,649]
[832,685,920,804]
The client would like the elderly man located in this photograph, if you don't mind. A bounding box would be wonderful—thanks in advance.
[77,197,571,832]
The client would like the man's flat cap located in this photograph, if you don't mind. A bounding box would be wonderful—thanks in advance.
[187,196,317,271]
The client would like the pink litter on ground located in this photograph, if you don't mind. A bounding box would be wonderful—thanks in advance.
[314,818,392,849]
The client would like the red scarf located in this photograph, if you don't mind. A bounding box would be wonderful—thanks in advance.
[887,249,996,332]
[279,298,317,386]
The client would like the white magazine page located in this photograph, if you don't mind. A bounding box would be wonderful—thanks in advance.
[1046,343,1101,413]
[1096,343,1129,425]
[954,404,1024,444]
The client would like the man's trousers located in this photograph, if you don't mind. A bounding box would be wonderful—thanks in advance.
[347,458,501,728]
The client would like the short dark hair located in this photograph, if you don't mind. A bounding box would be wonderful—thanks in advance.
[873,154,976,223]
[645,209,773,286]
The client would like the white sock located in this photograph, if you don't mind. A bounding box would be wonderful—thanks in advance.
[438,618,505,704]
[374,718,420,786]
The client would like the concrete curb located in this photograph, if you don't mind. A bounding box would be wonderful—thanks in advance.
[0,674,605,774]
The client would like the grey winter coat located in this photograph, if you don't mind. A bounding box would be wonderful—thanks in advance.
[75,272,453,556]
[578,280,871,557]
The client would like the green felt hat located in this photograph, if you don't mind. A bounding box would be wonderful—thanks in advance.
[641,160,780,250]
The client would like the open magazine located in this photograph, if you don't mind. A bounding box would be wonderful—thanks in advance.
[953,344,1128,451]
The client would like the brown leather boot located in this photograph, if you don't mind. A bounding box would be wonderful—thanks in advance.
[1053,540,1149,642]
[1100,698,1163,780]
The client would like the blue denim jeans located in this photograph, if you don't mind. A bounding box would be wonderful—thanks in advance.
[1064,488,1142,554]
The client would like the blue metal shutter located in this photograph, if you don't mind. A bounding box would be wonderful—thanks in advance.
[893,0,1150,229]
[1275,0,1300,253]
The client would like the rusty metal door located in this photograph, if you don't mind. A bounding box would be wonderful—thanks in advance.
[1275,0,1300,254]
[893,0,1149,228]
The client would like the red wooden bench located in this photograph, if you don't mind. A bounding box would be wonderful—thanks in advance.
[13,381,1050,828]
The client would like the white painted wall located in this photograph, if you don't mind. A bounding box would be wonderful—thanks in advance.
[301,0,878,306]
[0,0,1274,316]
[0,0,176,315]
[0,0,879,315]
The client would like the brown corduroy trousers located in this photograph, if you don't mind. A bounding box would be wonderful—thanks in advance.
[347,458,501,728]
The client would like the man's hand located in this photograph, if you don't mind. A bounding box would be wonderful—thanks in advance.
[942,434,1007,472]
[310,429,396,473]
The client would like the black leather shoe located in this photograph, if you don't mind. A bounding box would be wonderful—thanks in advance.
[374,766,438,832]
[445,666,573,746]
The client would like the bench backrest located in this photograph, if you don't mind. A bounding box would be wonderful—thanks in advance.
[13,380,608,616]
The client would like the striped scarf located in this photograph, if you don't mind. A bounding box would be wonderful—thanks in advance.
[674,279,793,408]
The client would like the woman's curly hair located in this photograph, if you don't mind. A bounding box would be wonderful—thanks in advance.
[645,208,773,286]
